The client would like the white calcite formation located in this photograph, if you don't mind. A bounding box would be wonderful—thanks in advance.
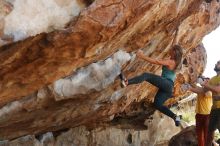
[53,50,133,99]
[1,0,85,45]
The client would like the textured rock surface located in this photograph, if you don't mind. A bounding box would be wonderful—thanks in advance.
[0,46,206,140]
[0,0,220,144]
[0,111,180,146]
[0,0,219,105]
[169,126,197,146]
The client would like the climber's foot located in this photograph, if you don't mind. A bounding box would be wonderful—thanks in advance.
[174,115,182,127]
[119,73,128,88]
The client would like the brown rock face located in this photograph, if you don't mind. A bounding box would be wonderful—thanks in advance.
[169,126,197,146]
[0,0,219,142]
[0,0,219,105]
[0,112,180,146]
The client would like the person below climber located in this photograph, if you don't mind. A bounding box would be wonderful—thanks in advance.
[188,76,212,146]
[119,45,183,126]
[201,60,220,146]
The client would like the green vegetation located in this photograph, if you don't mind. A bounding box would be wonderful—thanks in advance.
[181,112,195,124]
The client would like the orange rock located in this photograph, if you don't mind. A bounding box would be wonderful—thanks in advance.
[0,0,219,140]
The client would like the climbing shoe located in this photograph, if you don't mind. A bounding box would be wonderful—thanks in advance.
[119,73,128,87]
[174,115,182,127]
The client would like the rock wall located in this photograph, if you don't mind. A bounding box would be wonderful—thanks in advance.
[0,0,220,144]
[169,126,197,146]
[0,111,180,146]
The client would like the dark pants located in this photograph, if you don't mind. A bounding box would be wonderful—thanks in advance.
[128,72,175,119]
[206,109,220,146]
[196,114,210,146]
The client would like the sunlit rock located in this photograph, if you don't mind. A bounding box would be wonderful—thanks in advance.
[0,0,219,144]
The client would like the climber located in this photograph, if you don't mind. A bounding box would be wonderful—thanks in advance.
[202,60,220,146]
[119,45,183,126]
[188,76,212,146]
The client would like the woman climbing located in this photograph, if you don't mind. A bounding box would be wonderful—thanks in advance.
[119,45,183,126]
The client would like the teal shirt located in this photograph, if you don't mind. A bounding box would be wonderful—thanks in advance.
[161,66,176,82]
